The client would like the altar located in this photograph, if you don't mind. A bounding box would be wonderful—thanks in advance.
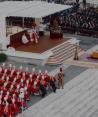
[50,16,63,39]
[50,31,63,39]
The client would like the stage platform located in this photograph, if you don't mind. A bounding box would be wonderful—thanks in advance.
[12,35,69,53]
[3,35,73,65]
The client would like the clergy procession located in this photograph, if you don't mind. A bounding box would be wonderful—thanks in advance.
[0,63,61,117]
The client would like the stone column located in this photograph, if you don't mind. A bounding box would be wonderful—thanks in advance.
[0,16,8,50]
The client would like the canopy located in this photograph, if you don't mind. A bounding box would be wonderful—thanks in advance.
[0,1,71,18]
[0,1,71,50]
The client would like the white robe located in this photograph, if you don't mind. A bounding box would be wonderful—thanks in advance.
[22,35,29,44]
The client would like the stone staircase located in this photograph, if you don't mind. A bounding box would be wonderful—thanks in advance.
[17,69,98,117]
[47,40,83,65]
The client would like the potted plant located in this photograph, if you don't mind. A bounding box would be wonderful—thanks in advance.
[0,53,7,62]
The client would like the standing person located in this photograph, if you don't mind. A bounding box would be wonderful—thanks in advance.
[38,22,44,36]
[31,29,39,44]
[22,33,29,44]
[39,81,47,97]
[50,77,57,93]
[76,0,79,4]
[83,0,86,9]
[58,67,65,89]
[32,20,37,30]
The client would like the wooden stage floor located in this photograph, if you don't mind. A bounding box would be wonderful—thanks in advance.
[14,35,70,53]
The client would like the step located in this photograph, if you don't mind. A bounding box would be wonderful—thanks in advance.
[52,42,72,53]
[55,48,82,62]
[48,49,82,64]
[52,43,74,55]
[51,41,71,51]
[52,45,75,57]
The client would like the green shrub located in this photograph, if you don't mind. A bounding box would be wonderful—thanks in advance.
[0,53,7,62]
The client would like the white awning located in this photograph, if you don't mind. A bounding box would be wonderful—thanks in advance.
[0,1,71,18]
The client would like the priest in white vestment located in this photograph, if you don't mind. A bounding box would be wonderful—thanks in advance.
[22,33,29,44]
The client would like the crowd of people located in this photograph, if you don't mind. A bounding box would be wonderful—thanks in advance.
[61,7,98,35]
[0,63,65,116]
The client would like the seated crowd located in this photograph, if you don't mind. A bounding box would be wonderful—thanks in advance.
[0,63,58,117]
[62,7,98,35]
